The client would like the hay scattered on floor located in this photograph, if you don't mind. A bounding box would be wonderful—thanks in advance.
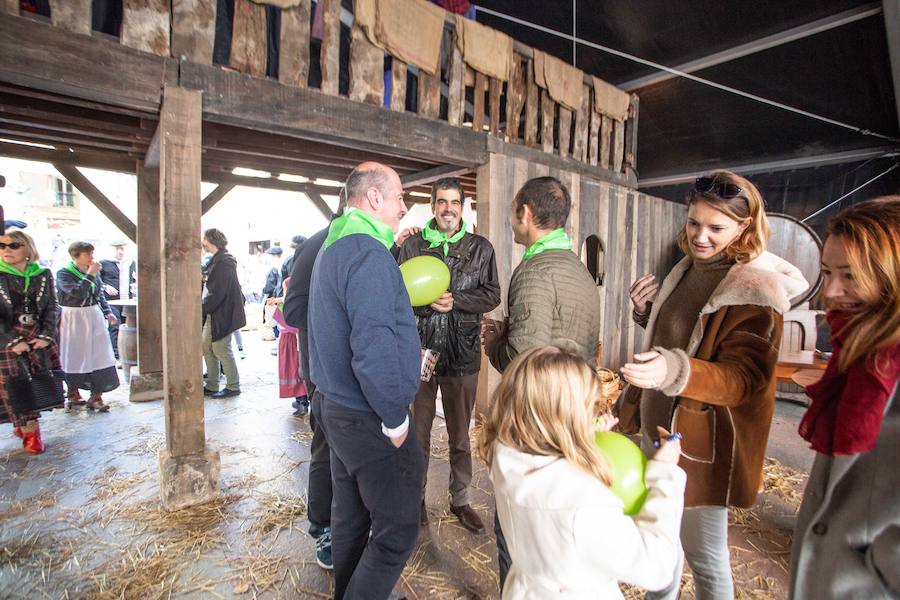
[228,551,287,595]
[124,434,165,456]
[90,466,149,501]
[762,457,807,510]
[250,492,308,539]
[0,531,74,571]
[0,491,58,521]
[400,543,462,600]
[289,430,314,445]
[83,542,181,600]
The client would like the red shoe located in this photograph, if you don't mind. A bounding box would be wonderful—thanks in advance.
[22,428,45,454]
[13,426,23,439]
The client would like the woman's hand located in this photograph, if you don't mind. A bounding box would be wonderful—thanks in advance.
[629,274,659,315]
[653,426,682,464]
[29,338,50,350]
[106,313,118,326]
[10,341,30,355]
[592,413,619,432]
[265,297,284,306]
[621,351,668,389]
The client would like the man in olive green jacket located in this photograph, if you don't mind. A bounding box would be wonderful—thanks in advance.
[481,176,602,591]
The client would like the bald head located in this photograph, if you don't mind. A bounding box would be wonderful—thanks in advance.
[343,162,406,231]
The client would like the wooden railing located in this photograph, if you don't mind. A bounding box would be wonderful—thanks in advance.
[9,0,638,178]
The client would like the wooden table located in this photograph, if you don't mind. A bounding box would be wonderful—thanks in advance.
[776,350,828,387]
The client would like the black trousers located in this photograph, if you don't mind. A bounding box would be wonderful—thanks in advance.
[107,304,122,359]
[321,399,424,600]
[307,390,332,535]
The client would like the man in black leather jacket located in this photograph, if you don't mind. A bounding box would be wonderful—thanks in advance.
[397,177,500,535]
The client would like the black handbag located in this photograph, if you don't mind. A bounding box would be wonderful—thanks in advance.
[7,349,65,413]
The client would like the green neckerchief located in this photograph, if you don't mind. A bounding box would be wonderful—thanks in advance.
[0,260,46,293]
[521,228,573,262]
[63,261,96,290]
[421,218,467,256]
[323,207,395,251]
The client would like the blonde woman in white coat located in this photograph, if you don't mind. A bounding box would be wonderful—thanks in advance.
[477,346,686,599]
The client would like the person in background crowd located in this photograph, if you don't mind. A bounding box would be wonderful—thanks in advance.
[99,241,135,360]
[480,176,602,590]
[56,241,119,412]
[308,162,422,600]
[201,228,245,399]
[0,230,63,453]
[790,197,900,599]
[620,171,807,600]
[281,235,307,286]
[398,177,500,534]
[478,347,685,599]
[263,245,284,352]
[266,276,310,417]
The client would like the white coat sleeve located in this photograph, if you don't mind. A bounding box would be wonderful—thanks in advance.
[572,461,687,592]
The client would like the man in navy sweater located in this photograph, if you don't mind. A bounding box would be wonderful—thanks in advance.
[308,162,422,600]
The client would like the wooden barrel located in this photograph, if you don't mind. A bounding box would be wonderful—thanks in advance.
[766,213,823,308]
[117,323,137,382]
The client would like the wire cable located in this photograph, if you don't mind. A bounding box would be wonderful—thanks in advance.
[801,162,900,222]
[473,5,900,144]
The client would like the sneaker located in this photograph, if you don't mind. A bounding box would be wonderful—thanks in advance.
[292,404,309,418]
[315,528,333,570]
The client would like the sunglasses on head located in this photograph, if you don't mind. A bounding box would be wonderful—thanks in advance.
[0,242,23,250]
[693,177,743,200]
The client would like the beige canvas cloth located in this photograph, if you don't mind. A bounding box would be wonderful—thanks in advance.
[355,0,444,76]
[532,49,582,111]
[250,0,303,7]
[592,76,630,121]
[454,15,512,82]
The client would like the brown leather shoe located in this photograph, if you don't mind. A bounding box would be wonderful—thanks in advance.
[420,500,428,527]
[450,504,485,534]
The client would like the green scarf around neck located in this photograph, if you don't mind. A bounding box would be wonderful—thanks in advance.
[0,260,46,293]
[63,261,96,290]
[323,207,395,251]
[521,228,573,262]
[421,218,467,256]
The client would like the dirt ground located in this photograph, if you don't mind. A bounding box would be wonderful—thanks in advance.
[0,331,813,599]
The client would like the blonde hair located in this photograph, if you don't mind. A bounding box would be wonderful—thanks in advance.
[677,170,770,263]
[475,346,612,486]
[1,230,40,263]
[825,196,900,375]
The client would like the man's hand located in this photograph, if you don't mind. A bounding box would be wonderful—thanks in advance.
[480,317,506,352]
[429,292,454,313]
[103,284,118,297]
[106,314,118,326]
[395,226,422,247]
[29,338,50,350]
[389,429,408,448]
[86,261,102,276]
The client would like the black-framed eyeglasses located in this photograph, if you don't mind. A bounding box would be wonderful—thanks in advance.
[693,177,743,200]
[0,242,23,250]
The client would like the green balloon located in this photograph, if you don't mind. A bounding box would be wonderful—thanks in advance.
[400,255,451,307]
[594,431,648,515]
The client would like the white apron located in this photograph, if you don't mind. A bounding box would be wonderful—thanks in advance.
[59,305,116,373]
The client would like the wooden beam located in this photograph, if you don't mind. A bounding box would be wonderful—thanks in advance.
[145,121,161,168]
[0,141,136,173]
[53,163,137,242]
[400,164,471,188]
[202,172,343,196]
[136,161,163,374]
[200,183,235,215]
[306,190,337,220]
[179,62,487,167]
[159,86,205,457]
[623,94,640,175]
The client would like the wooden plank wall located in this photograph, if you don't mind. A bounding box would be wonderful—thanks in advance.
[474,152,684,413]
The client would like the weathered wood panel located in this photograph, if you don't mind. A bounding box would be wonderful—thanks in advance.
[612,118,625,173]
[159,85,205,457]
[349,23,384,106]
[319,0,341,95]
[588,108,600,166]
[623,94,639,173]
[49,0,91,35]
[172,0,216,65]
[600,115,612,170]
[558,107,572,158]
[279,1,311,88]
[390,59,407,112]
[489,78,502,136]
[230,0,267,77]
[504,57,526,142]
[447,34,465,126]
[122,0,170,57]
[472,71,487,132]
[540,89,554,153]
[524,60,538,146]
[418,68,441,119]
[1,0,17,15]
[136,161,163,374]
[572,84,590,162]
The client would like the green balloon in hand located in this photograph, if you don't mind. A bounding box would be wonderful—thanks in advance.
[594,431,649,515]
[400,256,451,307]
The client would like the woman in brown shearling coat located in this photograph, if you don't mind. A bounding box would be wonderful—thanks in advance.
[619,171,807,600]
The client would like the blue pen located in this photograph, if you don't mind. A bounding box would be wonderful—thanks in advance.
[653,432,682,448]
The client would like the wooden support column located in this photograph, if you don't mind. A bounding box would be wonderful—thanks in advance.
[319,0,342,96]
[279,0,311,88]
[558,107,572,158]
[540,90,555,154]
[130,161,164,402]
[504,58,526,142]
[572,84,591,162]
[447,34,465,126]
[418,68,442,120]
[349,23,384,106]
[623,94,640,180]
[231,0,267,77]
[157,86,219,511]
[488,78,502,136]
[472,72,487,132]
[524,61,538,146]
[53,164,137,242]
[390,60,408,112]
[307,190,336,220]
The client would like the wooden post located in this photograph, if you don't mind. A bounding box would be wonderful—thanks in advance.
[279,1,311,88]
[524,61,538,146]
[558,107,572,158]
[600,115,613,170]
[231,0,267,77]
[623,95,639,179]
[319,0,342,95]
[488,78,502,136]
[504,58,526,142]
[390,59,408,112]
[200,183,235,215]
[349,23,384,106]
[1,0,18,15]
[418,68,442,119]
[572,84,591,162]
[447,33,465,126]
[122,0,170,57]
[53,164,137,242]
[473,72,487,132]
[588,109,600,166]
[612,118,626,173]
[172,0,217,65]
[49,0,91,35]
[157,85,219,511]
[540,89,555,154]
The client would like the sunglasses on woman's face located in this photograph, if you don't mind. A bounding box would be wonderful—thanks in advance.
[0,242,24,250]
[693,177,743,200]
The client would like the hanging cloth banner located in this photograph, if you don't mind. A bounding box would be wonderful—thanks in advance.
[355,0,445,76]
[454,15,512,82]
[592,76,631,121]
[532,49,583,112]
